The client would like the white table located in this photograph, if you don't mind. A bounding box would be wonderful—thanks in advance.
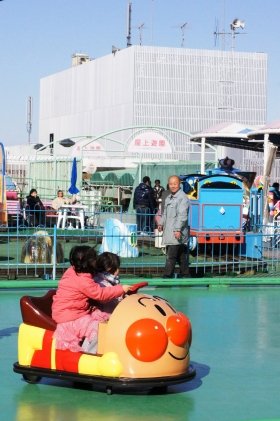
[57,204,88,230]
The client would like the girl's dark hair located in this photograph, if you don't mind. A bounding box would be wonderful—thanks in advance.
[69,245,97,274]
[95,252,120,274]
[29,188,37,195]
[86,247,98,275]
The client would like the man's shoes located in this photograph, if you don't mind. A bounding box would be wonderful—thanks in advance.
[163,275,174,279]
[177,274,190,279]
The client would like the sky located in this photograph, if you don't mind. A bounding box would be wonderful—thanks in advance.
[1,0,280,146]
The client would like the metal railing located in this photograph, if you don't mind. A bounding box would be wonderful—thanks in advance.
[1,208,280,280]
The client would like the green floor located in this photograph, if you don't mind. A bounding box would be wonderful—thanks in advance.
[2,286,280,421]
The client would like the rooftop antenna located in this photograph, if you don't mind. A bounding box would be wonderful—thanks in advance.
[213,0,227,50]
[180,22,188,48]
[213,17,246,50]
[213,19,221,48]
[230,18,245,50]
[26,96,32,145]
[126,2,132,47]
[213,18,229,49]
[138,23,145,45]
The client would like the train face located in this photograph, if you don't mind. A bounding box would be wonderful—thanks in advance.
[181,173,245,244]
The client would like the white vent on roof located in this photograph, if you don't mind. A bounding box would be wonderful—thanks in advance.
[71,53,90,66]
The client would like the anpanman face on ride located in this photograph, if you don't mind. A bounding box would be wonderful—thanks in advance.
[16,289,194,386]
[102,293,192,378]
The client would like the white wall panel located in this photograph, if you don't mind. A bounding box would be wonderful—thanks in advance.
[39,48,135,147]
[39,45,267,167]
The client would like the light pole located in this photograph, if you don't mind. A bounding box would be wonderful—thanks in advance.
[30,136,98,198]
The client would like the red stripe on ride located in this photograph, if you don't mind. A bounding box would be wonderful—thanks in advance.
[55,349,82,372]
[31,330,54,368]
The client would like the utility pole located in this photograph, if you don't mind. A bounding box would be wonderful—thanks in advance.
[26,96,32,145]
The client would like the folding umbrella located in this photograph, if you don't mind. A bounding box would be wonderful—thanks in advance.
[68,158,80,195]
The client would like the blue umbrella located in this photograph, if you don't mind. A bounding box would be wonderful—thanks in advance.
[68,158,80,194]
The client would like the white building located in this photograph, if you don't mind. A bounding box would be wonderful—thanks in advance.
[38,46,267,169]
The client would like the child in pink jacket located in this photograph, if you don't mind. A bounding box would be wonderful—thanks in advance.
[52,245,131,353]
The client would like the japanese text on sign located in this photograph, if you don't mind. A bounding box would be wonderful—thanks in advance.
[133,138,166,147]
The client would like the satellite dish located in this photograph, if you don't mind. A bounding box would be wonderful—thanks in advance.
[230,18,245,30]
[112,45,121,55]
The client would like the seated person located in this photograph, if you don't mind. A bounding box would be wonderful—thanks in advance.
[52,246,132,354]
[94,252,122,314]
[212,156,239,175]
[26,188,45,226]
[269,182,280,204]
[52,190,70,211]
[268,182,280,222]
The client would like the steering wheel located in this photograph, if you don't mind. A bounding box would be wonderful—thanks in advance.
[126,281,149,295]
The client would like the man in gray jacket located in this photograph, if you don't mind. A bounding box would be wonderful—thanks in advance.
[158,175,189,278]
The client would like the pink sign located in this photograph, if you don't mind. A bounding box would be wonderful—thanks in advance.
[71,140,106,157]
[127,132,172,153]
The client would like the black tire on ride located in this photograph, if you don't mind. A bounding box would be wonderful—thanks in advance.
[22,374,41,384]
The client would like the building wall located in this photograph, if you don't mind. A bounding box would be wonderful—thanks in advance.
[39,45,267,166]
[132,47,267,161]
[133,47,267,130]
[39,47,135,155]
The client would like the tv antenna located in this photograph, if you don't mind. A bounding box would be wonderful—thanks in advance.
[126,2,132,47]
[138,23,145,46]
[214,19,223,49]
[214,17,246,50]
[180,22,188,48]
